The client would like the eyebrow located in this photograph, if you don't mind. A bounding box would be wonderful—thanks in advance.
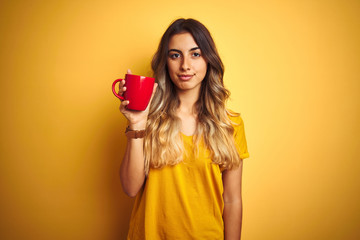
[168,47,200,53]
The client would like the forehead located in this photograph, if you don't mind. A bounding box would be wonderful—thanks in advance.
[168,32,198,50]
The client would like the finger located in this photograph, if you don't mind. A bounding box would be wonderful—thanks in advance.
[117,80,126,94]
[119,100,130,112]
[127,69,132,74]
[118,79,125,89]
[117,85,126,94]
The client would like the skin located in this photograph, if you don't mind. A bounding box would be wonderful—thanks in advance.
[222,161,243,240]
[167,33,208,95]
[166,32,208,135]
[119,32,243,239]
[119,69,157,197]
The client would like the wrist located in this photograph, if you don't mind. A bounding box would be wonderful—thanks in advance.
[128,121,147,130]
[125,126,146,139]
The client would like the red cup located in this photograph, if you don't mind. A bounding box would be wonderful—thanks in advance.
[112,74,155,111]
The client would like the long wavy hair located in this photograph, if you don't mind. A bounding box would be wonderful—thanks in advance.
[144,18,241,175]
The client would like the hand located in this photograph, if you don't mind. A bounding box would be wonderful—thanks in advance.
[118,69,158,129]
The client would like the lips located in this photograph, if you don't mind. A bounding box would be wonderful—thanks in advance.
[178,74,194,81]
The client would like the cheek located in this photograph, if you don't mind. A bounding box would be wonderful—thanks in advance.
[199,61,208,76]
[166,61,176,75]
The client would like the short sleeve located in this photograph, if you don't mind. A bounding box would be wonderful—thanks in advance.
[231,115,250,160]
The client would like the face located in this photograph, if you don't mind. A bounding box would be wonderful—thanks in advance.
[167,32,208,94]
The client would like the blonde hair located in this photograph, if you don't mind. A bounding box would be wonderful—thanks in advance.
[144,18,241,175]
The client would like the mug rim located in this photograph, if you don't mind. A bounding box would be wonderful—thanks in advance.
[126,73,154,79]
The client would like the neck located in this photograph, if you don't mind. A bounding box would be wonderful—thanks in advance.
[175,89,199,136]
[176,89,200,115]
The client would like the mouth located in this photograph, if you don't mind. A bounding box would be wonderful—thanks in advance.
[178,74,194,81]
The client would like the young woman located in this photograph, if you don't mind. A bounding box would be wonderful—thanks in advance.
[118,18,249,240]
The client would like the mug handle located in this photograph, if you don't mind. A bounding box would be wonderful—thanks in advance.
[112,79,125,100]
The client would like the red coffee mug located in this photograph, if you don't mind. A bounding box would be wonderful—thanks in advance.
[112,74,155,111]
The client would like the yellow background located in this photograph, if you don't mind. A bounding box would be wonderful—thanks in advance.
[1,0,359,239]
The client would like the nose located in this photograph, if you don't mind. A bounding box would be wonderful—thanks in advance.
[181,56,191,71]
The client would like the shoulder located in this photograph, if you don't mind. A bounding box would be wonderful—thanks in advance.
[227,111,247,139]
[227,110,244,127]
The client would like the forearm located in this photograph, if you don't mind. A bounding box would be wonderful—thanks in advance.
[117,73,157,197]
[120,136,146,197]
[223,200,243,240]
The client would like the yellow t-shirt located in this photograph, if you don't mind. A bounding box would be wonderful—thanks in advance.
[127,115,249,240]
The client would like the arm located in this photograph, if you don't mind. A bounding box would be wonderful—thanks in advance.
[222,160,243,240]
[119,70,158,197]
[120,124,147,197]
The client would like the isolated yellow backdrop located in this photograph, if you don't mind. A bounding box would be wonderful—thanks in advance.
[1,0,359,239]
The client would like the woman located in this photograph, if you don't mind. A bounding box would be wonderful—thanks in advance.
[118,18,249,240]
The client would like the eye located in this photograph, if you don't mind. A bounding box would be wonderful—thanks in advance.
[192,52,201,57]
[169,53,181,59]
